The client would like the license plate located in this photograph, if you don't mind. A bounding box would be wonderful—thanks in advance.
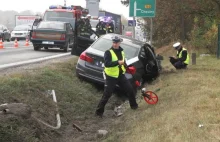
[42,41,54,44]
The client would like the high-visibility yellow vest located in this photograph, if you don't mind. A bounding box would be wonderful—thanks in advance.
[104,49,126,78]
[177,48,190,65]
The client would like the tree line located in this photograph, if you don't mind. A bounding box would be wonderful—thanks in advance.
[122,0,220,53]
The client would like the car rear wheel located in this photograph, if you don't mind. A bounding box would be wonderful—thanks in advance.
[64,41,70,52]
[33,44,40,51]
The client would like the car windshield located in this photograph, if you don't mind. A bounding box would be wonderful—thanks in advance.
[90,20,99,28]
[37,22,65,30]
[91,38,141,60]
[43,11,73,20]
[13,26,30,31]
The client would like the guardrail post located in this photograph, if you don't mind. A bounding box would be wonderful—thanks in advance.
[192,53,196,65]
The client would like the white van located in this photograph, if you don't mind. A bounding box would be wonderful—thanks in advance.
[11,24,31,41]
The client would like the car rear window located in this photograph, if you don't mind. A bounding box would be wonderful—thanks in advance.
[91,38,140,59]
[37,22,65,30]
[43,11,73,20]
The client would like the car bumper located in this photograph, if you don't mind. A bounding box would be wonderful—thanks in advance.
[31,39,66,47]
[76,62,136,88]
[11,37,27,40]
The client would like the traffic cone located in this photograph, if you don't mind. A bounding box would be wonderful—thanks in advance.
[0,38,3,49]
[25,38,29,46]
[14,38,18,48]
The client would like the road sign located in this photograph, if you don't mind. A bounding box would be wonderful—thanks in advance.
[128,20,136,26]
[129,0,156,17]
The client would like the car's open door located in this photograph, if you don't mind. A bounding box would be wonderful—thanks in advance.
[138,43,160,80]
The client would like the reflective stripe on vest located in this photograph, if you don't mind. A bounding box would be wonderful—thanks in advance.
[177,48,190,65]
[104,49,126,78]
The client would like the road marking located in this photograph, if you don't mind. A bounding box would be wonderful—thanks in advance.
[0,53,71,69]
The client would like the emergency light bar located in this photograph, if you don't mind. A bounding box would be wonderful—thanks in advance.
[49,5,73,10]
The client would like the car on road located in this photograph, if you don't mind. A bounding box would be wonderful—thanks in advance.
[31,21,74,52]
[11,24,31,41]
[74,34,162,92]
[0,25,11,42]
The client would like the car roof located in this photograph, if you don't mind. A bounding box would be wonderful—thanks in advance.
[15,24,31,27]
[46,9,74,12]
[40,21,68,24]
[102,33,144,48]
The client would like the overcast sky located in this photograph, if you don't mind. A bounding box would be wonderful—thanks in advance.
[0,0,131,18]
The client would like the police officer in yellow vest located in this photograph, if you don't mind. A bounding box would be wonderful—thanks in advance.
[169,42,190,69]
[95,35,138,117]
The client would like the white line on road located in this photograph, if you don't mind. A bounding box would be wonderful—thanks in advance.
[0,53,71,70]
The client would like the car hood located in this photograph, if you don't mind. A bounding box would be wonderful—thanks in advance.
[12,31,29,33]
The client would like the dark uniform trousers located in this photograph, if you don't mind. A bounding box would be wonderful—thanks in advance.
[96,74,138,115]
[170,57,187,69]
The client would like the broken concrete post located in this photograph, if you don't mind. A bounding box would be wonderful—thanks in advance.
[97,130,108,138]
[0,103,32,119]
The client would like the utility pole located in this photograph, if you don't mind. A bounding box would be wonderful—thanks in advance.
[133,17,135,39]
[64,0,66,6]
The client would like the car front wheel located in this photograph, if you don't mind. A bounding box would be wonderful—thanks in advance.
[64,41,70,52]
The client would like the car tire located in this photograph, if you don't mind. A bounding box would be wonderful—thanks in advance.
[44,46,48,50]
[64,41,70,52]
[33,44,40,51]
[7,38,10,42]
[2,36,4,42]
[71,43,77,55]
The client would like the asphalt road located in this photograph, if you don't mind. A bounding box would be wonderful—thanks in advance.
[0,40,71,65]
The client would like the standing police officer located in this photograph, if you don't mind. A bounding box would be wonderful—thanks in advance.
[95,35,138,117]
[169,42,190,69]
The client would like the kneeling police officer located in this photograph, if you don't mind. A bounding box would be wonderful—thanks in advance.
[95,35,138,117]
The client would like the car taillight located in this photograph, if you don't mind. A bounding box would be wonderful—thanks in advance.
[135,81,140,87]
[80,52,93,63]
[126,66,136,75]
[60,34,65,40]
[32,32,36,38]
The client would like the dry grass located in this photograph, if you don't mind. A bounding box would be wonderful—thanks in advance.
[104,49,220,142]
[0,57,108,142]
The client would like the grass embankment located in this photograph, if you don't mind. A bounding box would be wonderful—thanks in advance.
[0,58,114,142]
[105,46,220,142]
